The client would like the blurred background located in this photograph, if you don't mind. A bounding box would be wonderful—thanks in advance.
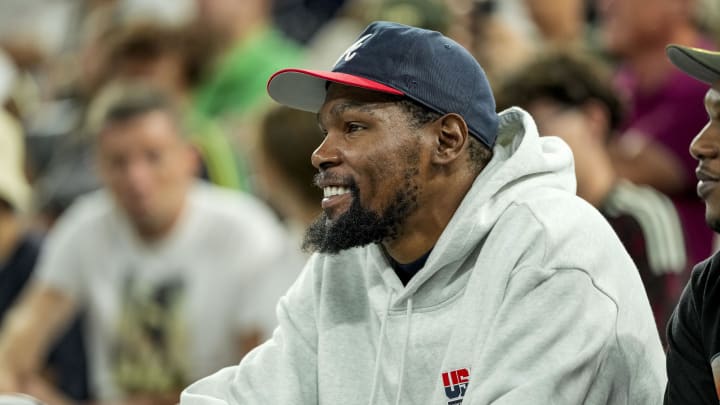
[0,0,718,403]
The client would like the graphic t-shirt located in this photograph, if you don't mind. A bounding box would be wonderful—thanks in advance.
[34,182,295,400]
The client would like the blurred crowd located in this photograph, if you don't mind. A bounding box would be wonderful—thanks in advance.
[0,0,717,403]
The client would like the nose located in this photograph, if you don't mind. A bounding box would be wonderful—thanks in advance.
[125,159,153,193]
[690,121,719,161]
[311,134,341,170]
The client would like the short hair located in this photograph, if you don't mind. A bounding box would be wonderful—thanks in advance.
[100,23,211,88]
[259,106,323,205]
[87,82,184,137]
[396,97,493,172]
[495,49,624,132]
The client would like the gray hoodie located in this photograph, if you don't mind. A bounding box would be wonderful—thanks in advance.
[181,108,666,405]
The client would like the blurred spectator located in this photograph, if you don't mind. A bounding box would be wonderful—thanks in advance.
[272,0,346,44]
[191,0,304,122]
[0,108,88,401]
[255,106,322,247]
[0,86,291,404]
[497,49,687,343]
[597,0,717,270]
[94,23,248,190]
[446,0,590,86]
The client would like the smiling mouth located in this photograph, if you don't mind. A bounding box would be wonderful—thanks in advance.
[323,186,351,198]
[320,186,354,216]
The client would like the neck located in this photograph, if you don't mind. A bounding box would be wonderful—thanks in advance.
[134,199,187,244]
[383,168,476,263]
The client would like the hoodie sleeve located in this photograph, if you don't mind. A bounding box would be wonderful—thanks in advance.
[466,266,662,405]
[180,259,319,405]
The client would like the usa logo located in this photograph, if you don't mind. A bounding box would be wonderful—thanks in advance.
[441,368,470,405]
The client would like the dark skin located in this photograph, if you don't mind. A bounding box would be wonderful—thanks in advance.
[690,86,720,231]
[313,83,479,263]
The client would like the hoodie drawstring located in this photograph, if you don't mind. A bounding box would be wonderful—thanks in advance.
[394,297,413,405]
[368,292,393,405]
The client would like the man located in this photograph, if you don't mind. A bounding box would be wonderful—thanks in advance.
[0,86,290,404]
[98,23,247,190]
[597,0,715,269]
[664,44,720,404]
[496,50,687,344]
[180,21,665,404]
[191,0,303,121]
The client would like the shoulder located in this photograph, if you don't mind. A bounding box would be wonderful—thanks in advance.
[512,189,616,246]
[188,182,289,255]
[501,190,637,278]
[689,251,720,303]
[190,182,280,225]
[49,189,115,240]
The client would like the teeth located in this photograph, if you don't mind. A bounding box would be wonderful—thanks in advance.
[323,186,350,198]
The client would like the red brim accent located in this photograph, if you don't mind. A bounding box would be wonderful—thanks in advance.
[267,68,404,113]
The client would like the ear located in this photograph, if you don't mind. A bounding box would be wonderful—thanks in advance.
[185,142,202,176]
[432,113,469,165]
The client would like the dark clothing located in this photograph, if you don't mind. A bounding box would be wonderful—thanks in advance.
[600,181,686,347]
[0,234,89,401]
[387,249,432,286]
[665,250,720,404]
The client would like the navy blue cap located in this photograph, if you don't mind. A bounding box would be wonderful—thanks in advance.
[267,21,499,149]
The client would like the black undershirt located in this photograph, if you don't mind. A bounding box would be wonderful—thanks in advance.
[386,249,433,286]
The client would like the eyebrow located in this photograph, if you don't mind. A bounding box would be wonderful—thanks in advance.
[316,100,382,126]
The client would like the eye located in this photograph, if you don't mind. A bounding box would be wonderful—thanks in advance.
[346,122,365,133]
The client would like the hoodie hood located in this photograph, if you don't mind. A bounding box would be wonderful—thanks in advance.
[368,107,576,305]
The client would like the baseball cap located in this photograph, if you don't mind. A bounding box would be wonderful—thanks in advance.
[666,44,720,84]
[267,21,499,149]
[0,109,31,213]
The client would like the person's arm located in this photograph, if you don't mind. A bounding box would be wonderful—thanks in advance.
[664,265,718,405]
[609,130,688,195]
[465,266,664,404]
[0,283,77,395]
[181,260,319,405]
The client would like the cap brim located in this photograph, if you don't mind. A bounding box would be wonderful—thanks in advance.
[267,69,404,113]
[667,44,720,85]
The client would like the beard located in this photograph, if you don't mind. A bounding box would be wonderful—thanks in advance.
[302,168,420,254]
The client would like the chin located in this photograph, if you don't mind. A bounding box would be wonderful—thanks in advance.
[709,216,720,234]
[706,205,720,233]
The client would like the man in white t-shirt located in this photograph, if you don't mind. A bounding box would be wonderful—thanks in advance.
[0,86,292,404]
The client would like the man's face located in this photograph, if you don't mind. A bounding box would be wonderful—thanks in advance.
[690,86,720,232]
[303,84,432,253]
[97,110,197,236]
